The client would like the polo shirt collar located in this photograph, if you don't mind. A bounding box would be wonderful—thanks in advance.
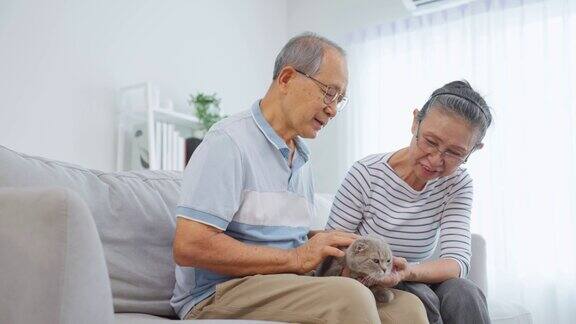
[251,100,310,163]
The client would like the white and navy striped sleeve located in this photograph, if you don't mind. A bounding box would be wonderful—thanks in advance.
[438,171,473,278]
[326,161,372,233]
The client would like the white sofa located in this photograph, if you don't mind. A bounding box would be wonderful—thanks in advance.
[0,144,531,324]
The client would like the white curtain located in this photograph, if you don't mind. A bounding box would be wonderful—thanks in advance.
[341,0,576,323]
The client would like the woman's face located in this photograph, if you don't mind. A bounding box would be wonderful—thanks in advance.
[408,106,482,181]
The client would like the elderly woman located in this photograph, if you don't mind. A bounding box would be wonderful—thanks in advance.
[327,80,492,324]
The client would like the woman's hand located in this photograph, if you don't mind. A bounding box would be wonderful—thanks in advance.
[376,256,413,287]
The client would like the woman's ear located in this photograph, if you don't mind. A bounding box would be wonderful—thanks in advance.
[411,109,420,135]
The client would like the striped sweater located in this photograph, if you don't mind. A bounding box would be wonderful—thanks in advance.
[326,152,473,277]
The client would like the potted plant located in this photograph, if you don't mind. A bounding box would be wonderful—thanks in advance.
[185,92,227,161]
[189,92,226,133]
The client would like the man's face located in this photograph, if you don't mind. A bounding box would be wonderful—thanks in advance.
[283,48,348,139]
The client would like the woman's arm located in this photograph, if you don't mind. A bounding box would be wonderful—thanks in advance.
[436,173,474,278]
[378,173,474,287]
[403,174,474,283]
[375,256,460,287]
[404,258,461,283]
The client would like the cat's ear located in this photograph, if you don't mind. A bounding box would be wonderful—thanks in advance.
[354,241,368,254]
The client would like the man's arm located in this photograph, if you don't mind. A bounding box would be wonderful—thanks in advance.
[173,217,358,276]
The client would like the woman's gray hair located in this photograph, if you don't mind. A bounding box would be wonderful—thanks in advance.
[273,32,346,80]
[418,80,493,142]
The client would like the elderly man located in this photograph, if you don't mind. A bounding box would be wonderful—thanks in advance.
[171,32,428,324]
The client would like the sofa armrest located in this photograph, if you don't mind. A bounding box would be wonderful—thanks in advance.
[469,233,488,295]
[0,187,114,324]
[427,232,488,295]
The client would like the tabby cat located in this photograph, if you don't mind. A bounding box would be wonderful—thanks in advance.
[316,236,395,303]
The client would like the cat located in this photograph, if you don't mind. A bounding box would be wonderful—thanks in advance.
[316,235,395,303]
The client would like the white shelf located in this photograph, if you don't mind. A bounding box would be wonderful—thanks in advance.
[120,108,202,129]
[116,82,203,171]
[153,109,202,128]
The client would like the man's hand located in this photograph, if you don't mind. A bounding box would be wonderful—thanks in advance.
[376,256,413,287]
[307,230,323,239]
[292,231,358,274]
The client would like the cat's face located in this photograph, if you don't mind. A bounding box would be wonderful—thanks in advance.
[346,236,393,282]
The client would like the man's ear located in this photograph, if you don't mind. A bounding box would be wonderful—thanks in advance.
[411,109,420,135]
[276,66,296,93]
[475,142,484,150]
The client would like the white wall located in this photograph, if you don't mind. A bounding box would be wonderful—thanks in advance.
[288,0,411,193]
[0,0,409,190]
[0,0,287,171]
[287,0,408,41]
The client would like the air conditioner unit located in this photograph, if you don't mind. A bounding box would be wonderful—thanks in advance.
[402,0,477,15]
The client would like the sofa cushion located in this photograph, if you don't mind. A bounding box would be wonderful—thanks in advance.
[0,145,180,317]
[489,299,533,324]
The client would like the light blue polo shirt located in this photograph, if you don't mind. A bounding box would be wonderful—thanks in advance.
[170,100,316,319]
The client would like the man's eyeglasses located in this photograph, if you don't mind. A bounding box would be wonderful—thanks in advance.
[294,69,348,112]
[415,121,475,164]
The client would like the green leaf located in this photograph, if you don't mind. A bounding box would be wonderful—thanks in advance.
[188,92,227,132]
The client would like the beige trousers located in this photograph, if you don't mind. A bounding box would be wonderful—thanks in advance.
[185,274,428,324]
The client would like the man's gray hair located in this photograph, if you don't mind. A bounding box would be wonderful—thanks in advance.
[272,32,346,80]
